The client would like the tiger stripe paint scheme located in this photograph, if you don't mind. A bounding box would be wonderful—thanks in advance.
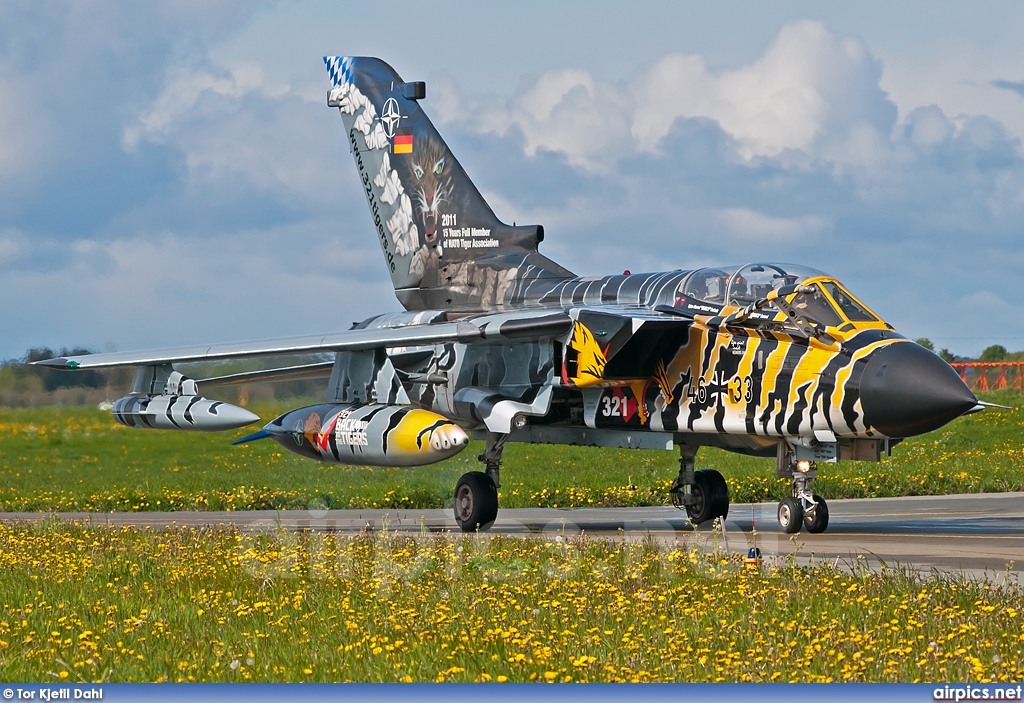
[263,403,469,467]
[349,274,911,454]
[112,394,259,433]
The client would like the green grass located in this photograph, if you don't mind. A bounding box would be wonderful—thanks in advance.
[0,391,1022,512]
[0,522,1021,682]
[2,394,1023,683]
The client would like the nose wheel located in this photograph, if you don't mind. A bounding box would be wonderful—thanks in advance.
[777,496,803,533]
[776,491,829,534]
[775,442,830,534]
[803,494,829,533]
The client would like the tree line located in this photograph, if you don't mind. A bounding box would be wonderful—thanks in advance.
[0,348,324,406]
[0,348,129,394]
[914,339,1022,364]
[1,341,1020,406]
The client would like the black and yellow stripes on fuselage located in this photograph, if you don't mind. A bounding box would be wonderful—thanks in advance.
[600,324,907,440]
[563,274,908,439]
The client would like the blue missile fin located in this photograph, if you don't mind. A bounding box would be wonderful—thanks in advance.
[232,429,272,446]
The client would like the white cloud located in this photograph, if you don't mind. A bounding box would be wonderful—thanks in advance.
[0,2,264,194]
[905,105,954,149]
[956,290,1013,312]
[987,169,1024,217]
[0,224,397,356]
[881,40,1024,147]
[0,77,53,188]
[121,59,349,208]
[483,68,634,171]
[449,21,897,173]
[0,228,25,266]
[122,63,265,149]
[633,21,895,165]
[714,208,831,243]
[4,6,1024,361]
[425,72,466,126]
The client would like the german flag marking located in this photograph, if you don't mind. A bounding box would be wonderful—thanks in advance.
[393,130,413,154]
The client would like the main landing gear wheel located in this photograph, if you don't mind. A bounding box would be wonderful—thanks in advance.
[454,471,498,532]
[803,495,829,534]
[686,469,730,525]
[671,447,730,525]
[777,496,803,534]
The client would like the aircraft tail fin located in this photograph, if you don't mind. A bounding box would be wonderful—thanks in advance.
[324,56,573,311]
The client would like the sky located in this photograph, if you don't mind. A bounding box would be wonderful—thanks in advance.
[2,0,1024,360]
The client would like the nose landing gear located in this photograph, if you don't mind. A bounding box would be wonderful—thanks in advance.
[777,496,802,533]
[803,493,829,533]
[776,441,830,534]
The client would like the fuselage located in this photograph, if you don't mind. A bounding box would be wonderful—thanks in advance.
[369,262,977,452]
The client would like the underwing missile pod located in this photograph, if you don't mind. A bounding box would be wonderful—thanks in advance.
[261,403,469,467]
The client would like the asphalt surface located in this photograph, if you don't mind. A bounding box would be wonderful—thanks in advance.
[3,492,1023,578]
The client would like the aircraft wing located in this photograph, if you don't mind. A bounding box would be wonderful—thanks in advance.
[33,321,482,370]
[32,312,584,371]
[35,307,693,376]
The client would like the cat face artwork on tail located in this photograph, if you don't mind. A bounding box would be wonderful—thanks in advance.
[402,136,452,246]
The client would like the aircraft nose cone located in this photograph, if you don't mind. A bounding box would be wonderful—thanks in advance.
[860,342,977,438]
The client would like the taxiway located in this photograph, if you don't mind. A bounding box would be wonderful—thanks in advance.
[4,492,1022,578]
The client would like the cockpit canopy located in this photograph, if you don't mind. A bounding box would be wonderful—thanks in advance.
[672,262,881,330]
[677,262,820,306]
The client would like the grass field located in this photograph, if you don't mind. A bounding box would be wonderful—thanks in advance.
[0,522,1021,683]
[0,390,1021,512]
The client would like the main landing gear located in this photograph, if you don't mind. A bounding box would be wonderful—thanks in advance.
[776,442,829,534]
[453,431,507,532]
[670,444,730,524]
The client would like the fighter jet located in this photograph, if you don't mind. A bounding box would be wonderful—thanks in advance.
[38,57,983,534]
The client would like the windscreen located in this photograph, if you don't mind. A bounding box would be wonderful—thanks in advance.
[822,281,879,322]
[792,285,844,328]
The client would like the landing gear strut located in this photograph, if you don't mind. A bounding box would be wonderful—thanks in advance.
[776,442,829,534]
[453,431,506,532]
[670,444,729,524]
